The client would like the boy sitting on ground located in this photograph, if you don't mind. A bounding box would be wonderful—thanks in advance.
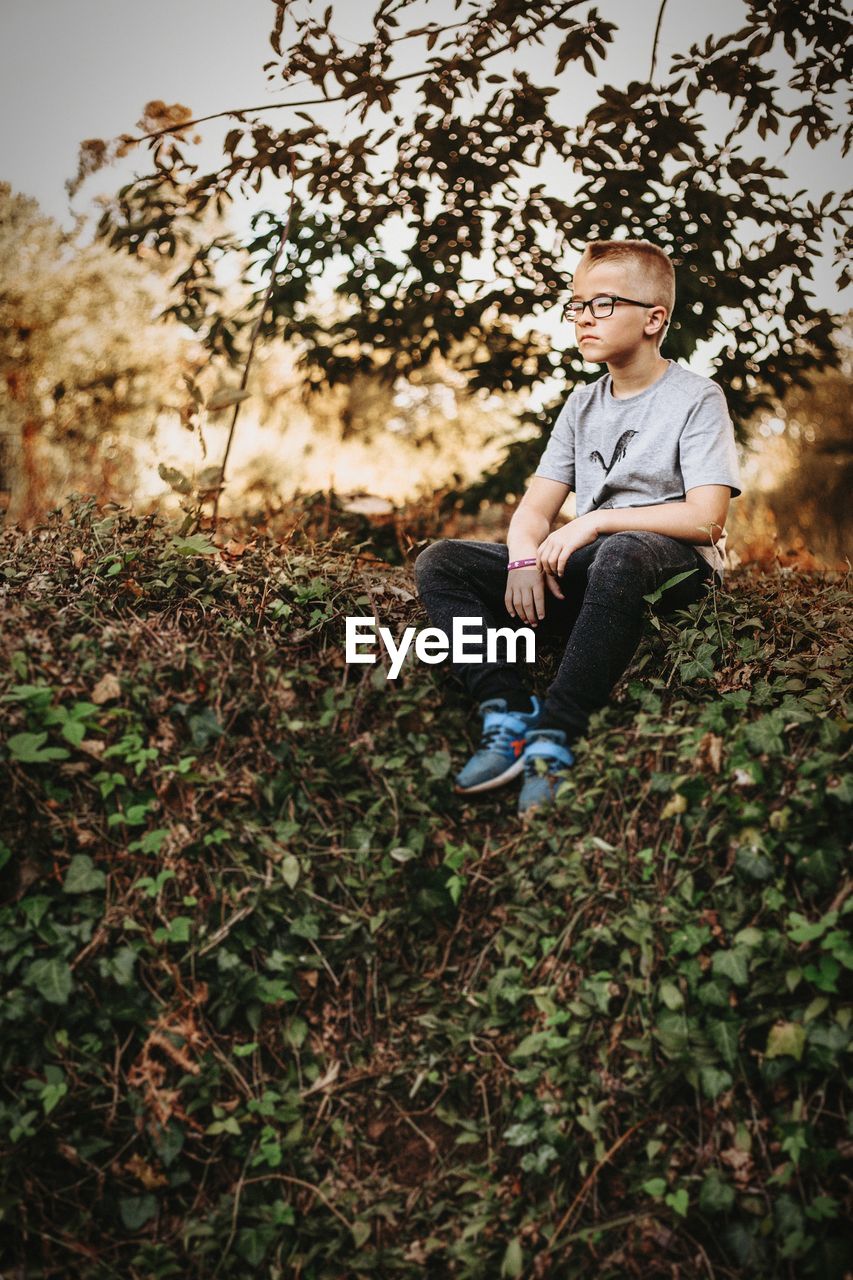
[414,238,741,815]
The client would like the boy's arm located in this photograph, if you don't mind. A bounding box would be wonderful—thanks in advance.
[505,476,573,625]
[536,485,731,577]
[507,476,573,558]
[595,485,730,542]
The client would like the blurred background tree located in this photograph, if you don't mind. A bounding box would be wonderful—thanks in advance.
[729,318,852,566]
[0,184,188,523]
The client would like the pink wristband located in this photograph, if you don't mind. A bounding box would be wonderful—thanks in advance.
[507,557,538,571]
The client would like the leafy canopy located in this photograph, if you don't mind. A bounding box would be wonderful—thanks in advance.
[84,0,851,438]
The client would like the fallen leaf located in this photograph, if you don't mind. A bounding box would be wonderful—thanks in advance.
[124,1153,168,1190]
[92,673,121,704]
[661,793,688,820]
[698,732,724,774]
[301,1059,341,1097]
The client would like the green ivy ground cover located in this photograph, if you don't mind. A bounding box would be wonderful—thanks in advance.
[0,496,850,1279]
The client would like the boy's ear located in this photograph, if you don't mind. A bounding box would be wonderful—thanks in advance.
[645,305,668,336]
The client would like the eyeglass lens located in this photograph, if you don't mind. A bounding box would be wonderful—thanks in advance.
[565,296,615,319]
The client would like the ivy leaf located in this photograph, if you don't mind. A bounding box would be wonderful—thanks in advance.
[63,854,106,894]
[735,846,775,880]
[700,1066,733,1099]
[501,1236,524,1278]
[711,947,750,987]
[161,916,192,944]
[787,913,832,944]
[643,567,699,606]
[699,1169,735,1214]
[104,946,137,987]
[119,1194,157,1230]
[152,1124,184,1168]
[708,1019,741,1067]
[666,1187,690,1217]
[765,1021,806,1061]
[744,713,785,756]
[7,732,70,763]
[659,979,684,1010]
[826,774,853,803]
[423,749,451,779]
[351,1219,371,1249]
[169,534,217,557]
[504,1122,538,1146]
[188,707,224,749]
[281,854,301,888]
[25,957,73,1005]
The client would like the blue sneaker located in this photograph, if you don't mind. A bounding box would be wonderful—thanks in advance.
[518,728,575,815]
[454,696,543,794]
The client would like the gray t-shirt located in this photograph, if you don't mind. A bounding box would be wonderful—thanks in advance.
[534,360,742,574]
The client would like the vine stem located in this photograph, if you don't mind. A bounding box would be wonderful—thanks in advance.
[528,1115,657,1274]
[210,155,297,528]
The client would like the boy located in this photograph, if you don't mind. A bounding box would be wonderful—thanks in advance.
[413,239,741,816]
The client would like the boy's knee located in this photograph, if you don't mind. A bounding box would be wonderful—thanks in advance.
[592,531,655,567]
[587,532,657,591]
[414,538,458,588]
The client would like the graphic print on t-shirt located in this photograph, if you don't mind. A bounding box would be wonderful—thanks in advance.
[589,429,638,475]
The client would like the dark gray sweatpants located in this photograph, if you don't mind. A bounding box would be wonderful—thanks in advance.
[413,532,713,745]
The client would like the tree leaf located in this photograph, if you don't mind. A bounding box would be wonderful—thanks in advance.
[157,463,192,494]
[206,388,251,411]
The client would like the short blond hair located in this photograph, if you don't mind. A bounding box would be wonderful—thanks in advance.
[580,239,676,322]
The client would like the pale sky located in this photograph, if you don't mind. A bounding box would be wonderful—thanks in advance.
[1,0,848,318]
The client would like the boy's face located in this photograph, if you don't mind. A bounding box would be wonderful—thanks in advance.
[569,258,665,364]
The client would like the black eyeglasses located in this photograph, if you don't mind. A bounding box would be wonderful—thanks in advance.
[563,294,656,321]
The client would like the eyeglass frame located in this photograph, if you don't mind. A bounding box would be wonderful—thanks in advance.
[562,293,658,322]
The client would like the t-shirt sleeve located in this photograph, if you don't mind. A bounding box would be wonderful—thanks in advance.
[533,392,577,488]
[679,383,742,497]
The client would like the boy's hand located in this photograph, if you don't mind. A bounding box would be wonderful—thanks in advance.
[505,565,565,626]
[536,513,601,577]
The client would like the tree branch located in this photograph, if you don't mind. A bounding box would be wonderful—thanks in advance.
[210,156,297,526]
[649,0,669,84]
[130,1,586,145]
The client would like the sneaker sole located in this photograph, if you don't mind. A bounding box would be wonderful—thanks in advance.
[453,756,526,794]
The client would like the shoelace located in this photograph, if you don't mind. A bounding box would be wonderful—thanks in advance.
[480,719,523,753]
